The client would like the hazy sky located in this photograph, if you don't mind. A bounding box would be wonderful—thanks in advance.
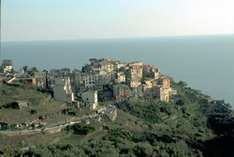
[2,0,234,41]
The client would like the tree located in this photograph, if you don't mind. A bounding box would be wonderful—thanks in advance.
[81,64,92,72]
[71,123,95,135]
[23,65,28,72]
[30,67,38,72]
[178,81,187,87]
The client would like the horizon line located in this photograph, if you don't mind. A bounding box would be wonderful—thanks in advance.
[2,33,234,42]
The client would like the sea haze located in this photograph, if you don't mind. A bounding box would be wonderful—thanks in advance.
[2,34,234,108]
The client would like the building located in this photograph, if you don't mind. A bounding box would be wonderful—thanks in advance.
[141,79,154,91]
[168,88,177,96]
[158,77,170,88]
[129,80,141,88]
[128,61,143,67]
[143,79,153,88]
[48,76,66,88]
[113,84,131,102]
[88,58,116,72]
[82,72,100,88]
[129,66,143,82]
[71,70,83,90]
[0,60,13,73]
[33,72,47,89]
[128,65,143,88]
[82,90,98,110]
[36,78,47,89]
[60,68,71,77]
[153,85,170,102]
[115,62,127,71]
[131,86,143,98]
[18,78,37,85]
[100,62,114,72]
[50,69,61,77]
[115,72,126,83]
[99,71,113,84]
[33,72,46,78]
[98,85,113,101]
[143,64,161,79]
[52,77,74,103]
[153,71,161,80]
[143,64,155,74]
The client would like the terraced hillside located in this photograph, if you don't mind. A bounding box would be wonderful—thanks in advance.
[0,81,234,157]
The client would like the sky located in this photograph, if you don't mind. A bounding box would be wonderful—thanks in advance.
[2,0,234,41]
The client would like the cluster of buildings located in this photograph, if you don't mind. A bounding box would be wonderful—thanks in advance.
[0,58,177,110]
[0,60,13,74]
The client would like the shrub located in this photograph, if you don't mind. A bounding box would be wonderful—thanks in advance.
[30,109,38,114]
[71,123,95,135]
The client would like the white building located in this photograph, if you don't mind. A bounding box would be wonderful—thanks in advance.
[83,72,100,88]
[52,77,74,103]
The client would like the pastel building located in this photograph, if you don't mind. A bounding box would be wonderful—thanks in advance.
[153,85,170,102]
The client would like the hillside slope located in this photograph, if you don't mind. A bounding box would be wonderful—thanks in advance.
[0,81,233,157]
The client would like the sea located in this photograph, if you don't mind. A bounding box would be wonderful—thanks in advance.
[2,34,234,108]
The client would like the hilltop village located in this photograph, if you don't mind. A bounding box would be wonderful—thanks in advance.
[0,58,177,110]
[1,59,234,157]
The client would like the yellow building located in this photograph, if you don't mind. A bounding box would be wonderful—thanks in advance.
[128,61,143,67]
[115,72,126,83]
[143,79,153,88]
[115,62,127,70]
[129,80,141,88]
[141,79,154,91]
[154,85,170,102]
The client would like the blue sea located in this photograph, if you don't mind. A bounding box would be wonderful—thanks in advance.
[2,34,234,108]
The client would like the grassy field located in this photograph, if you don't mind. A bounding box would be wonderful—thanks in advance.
[0,83,71,125]
[0,82,94,132]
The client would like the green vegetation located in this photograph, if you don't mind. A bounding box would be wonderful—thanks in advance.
[61,107,86,117]
[0,81,233,157]
[0,83,80,128]
[30,109,38,114]
[66,123,96,135]
[0,83,49,107]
